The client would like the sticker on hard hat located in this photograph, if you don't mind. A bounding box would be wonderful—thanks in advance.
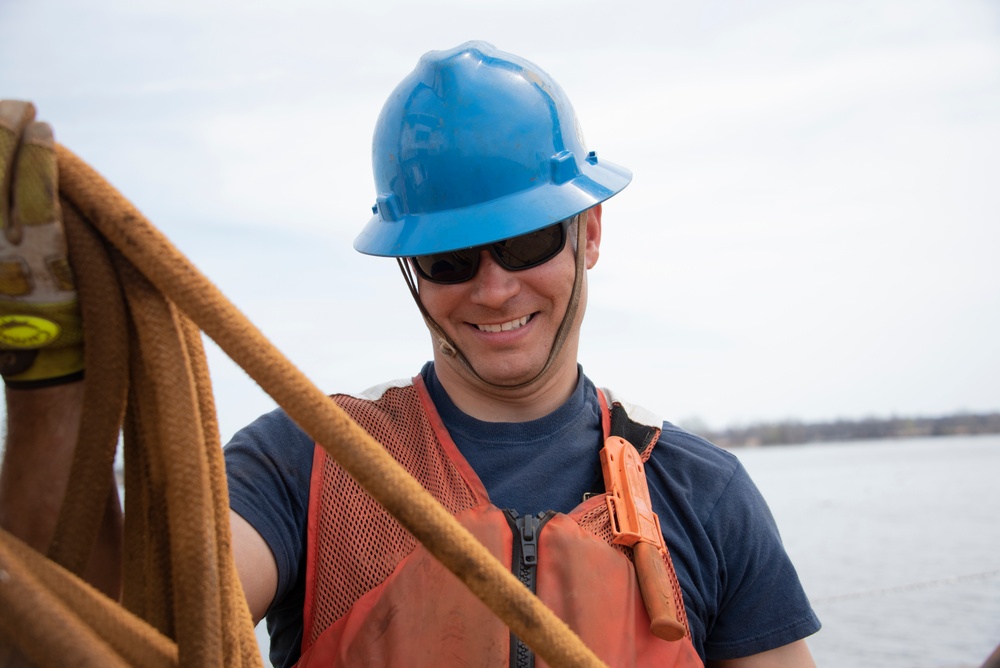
[0,315,61,348]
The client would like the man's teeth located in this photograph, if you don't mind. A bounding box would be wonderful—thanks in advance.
[477,315,529,333]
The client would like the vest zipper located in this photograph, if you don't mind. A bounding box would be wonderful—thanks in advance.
[504,510,554,668]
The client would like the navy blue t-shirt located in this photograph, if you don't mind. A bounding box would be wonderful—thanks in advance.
[225,364,819,666]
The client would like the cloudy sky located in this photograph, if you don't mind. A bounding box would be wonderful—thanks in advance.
[2,0,997,439]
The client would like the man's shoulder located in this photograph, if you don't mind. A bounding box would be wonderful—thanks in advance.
[230,405,308,445]
[657,421,739,469]
[333,377,416,402]
[596,386,741,485]
[655,420,743,485]
[598,387,738,466]
[597,386,663,432]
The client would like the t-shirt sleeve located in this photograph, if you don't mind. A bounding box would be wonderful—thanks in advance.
[702,458,821,660]
[224,407,315,607]
[649,423,820,661]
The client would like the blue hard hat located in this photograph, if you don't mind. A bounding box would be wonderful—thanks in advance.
[354,41,632,257]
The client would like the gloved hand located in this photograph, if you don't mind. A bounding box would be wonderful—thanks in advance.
[0,100,83,388]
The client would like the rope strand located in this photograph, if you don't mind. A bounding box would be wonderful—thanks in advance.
[1,143,609,667]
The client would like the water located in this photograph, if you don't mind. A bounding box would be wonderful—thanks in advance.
[256,434,1000,667]
[733,434,1000,668]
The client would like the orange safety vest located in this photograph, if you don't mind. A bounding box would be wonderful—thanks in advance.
[297,376,703,667]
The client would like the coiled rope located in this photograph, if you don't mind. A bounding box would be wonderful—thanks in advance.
[0,145,606,668]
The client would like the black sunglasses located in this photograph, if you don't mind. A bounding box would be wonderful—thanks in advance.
[410,217,574,285]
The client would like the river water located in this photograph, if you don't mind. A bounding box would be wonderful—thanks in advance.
[256,434,1000,666]
[733,434,1000,667]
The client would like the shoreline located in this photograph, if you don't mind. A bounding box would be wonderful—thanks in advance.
[685,411,1000,448]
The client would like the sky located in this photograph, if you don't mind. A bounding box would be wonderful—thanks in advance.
[1,0,998,440]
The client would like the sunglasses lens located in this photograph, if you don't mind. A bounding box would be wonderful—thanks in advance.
[412,217,571,284]
[412,248,479,284]
[494,222,566,269]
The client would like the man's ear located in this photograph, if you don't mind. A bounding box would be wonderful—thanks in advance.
[584,204,602,269]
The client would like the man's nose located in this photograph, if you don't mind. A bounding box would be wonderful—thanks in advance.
[469,249,520,306]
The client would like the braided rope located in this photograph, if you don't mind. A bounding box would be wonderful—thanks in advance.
[0,145,606,668]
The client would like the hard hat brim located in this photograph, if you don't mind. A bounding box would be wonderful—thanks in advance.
[354,159,632,257]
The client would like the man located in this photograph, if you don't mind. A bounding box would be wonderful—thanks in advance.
[1,43,819,666]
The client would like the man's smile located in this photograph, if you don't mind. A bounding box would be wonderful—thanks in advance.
[474,314,532,333]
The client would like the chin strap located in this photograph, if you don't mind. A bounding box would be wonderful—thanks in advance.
[397,212,588,391]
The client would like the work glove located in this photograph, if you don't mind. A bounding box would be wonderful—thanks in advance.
[0,100,83,388]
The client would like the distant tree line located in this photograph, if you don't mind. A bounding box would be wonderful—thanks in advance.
[687,412,1000,448]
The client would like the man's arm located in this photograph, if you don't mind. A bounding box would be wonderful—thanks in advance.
[0,100,124,600]
[0,383,84,549]
[230,509,278,626]
[0,381,123,598]
[1,388,275,621]
[224,408,317,630]
[708,639,816,668]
